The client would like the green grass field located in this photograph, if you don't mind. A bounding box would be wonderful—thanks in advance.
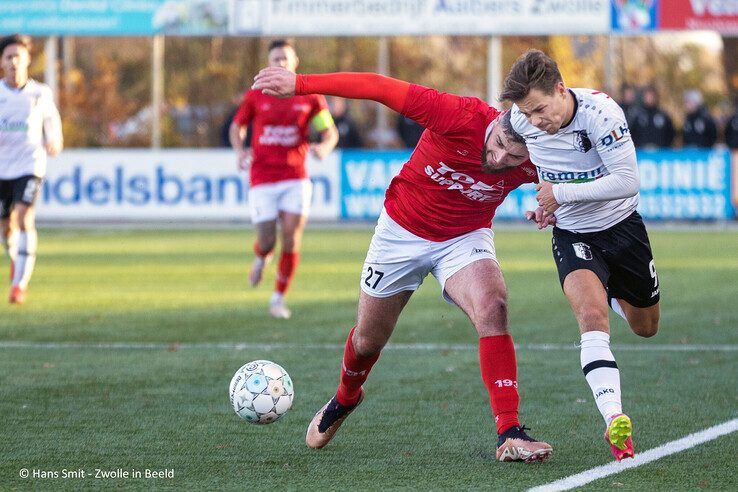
[1,226,737,490]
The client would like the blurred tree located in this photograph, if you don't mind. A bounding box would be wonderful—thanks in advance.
[722,37,738,104]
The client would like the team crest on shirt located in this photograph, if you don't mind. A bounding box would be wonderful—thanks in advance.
[572,242,593,261]
[573,130,592,153]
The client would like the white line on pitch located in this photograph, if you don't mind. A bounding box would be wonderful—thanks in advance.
[0,341,736,352]
[529,418,738,492]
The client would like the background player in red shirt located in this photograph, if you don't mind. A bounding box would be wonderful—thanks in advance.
[254,67,555,463]
[230,40,338,319]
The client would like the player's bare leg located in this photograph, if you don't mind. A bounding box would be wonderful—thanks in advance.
[306,290,412,449]
[1,216,17,283]
[564,270,634,460]
[616,299,660,338]
[249,219,276,287]
[267,211,307,319]
[445,259,552,463]
[9,203,36,305]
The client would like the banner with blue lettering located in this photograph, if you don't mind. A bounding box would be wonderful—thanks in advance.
[40,150,339,221]
[637,149,734,220]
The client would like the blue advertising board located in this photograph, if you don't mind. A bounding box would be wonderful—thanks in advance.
[338,148,735,222]
[637,148,734,220]
[0,0,229,36]
[610,0,658,32]
[340,150,410,220]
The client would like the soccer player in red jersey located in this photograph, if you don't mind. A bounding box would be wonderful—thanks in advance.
[230,40,338,319]
[253,67,553,462]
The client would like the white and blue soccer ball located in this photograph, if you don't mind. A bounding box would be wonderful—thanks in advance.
[229,360,294,424]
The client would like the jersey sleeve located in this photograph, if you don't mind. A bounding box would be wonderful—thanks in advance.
[232,90,256,126]
[41,86,63,146]
[402,85,481,136]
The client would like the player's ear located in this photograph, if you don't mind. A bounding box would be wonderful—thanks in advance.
[294,56,300,69]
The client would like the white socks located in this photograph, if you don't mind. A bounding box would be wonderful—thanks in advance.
[12,230,37,288]
[3,230,19,261]
[580,331,622,423]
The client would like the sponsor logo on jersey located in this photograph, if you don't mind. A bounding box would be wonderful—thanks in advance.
[424,161,504,202]
[573,129,593,153]
[572,242,593,260]
[538,165,605,184]
[292,103,310,113]
[600,124,629,147]
[0,119,29,132]
[259,125,299,146]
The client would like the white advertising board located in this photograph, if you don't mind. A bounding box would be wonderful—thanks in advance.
[235,0,610,36]
[38,149,340,222]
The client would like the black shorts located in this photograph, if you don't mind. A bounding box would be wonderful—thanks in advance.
[551,211,660,308]
[0,175,43,219]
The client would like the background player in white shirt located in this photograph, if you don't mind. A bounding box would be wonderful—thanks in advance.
[0,34,63,304]
[501,50,661,461]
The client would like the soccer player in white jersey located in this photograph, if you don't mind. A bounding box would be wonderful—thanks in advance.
[0,34,63,304]
[500,50,661,461]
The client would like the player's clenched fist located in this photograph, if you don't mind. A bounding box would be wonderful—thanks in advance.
[252,67,296,98]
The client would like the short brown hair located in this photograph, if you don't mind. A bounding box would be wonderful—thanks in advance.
[268,39,293,52]
[0,34,31,58]
[500,49,563,103]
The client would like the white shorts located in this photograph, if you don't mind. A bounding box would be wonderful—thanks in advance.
[248,179,313,224]
[360,209,499,304]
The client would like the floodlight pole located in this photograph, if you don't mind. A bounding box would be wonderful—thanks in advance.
[152,35,164,149]
[487,36,502,109]
[372,36,395,147]
[44,36,59,106]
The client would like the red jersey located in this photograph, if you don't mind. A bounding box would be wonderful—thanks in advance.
[385,85,537,241]
[295,73,538,241]
[233,89,328,186]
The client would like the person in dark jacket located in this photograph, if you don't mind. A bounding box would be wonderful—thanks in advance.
[328,96,364,148]
[725,107,738,149]
[630,86,675,148]
[682,90,716,148]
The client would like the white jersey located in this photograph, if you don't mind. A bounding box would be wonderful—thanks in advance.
[0,79,63,179]
[511,88,639,233]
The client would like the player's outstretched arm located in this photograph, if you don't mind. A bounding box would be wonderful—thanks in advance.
[252,67,297,98]
[253,67,410,114]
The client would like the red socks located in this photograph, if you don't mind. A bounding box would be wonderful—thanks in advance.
[276,251,299,294]
[479,334,521,434]
[335,327,379,406]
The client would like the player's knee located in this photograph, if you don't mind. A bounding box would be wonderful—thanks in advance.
[472,294,508,336]
[352,332,384,359]
[632,312,660,338]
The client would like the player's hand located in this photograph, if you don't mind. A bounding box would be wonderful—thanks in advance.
[45,141,62,157]
[252,67,297,98]
[237,149,252,172]
[525,207,556,229]
[536,182,560,217]
[310,143,330,160]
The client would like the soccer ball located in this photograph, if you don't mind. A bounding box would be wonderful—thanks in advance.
[229,360,294,424]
